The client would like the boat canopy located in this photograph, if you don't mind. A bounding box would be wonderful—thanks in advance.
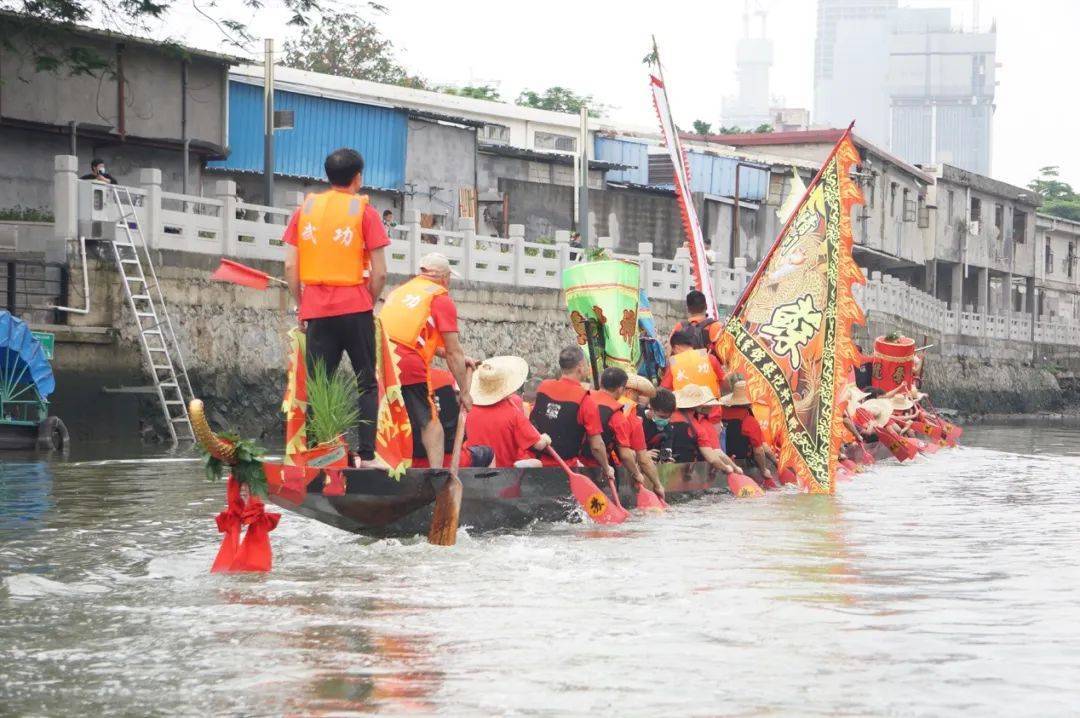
[0,311,55,399]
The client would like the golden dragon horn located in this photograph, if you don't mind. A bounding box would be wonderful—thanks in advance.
[188,399,238,463]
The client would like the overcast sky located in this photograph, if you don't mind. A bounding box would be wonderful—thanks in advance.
[161,0,1077,189]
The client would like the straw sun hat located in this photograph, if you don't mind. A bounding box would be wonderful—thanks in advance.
[857,398,895,430]
[719,379,752,407]
[470,355,529,406]
[624,374,657,399]
[674,384,720,410]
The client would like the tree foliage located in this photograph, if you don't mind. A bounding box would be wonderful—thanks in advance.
[0,0,328,76]
[1029,166,1080,222]
[717,123,774,135]
[516,86,602,117]
[440,85,501,101]
[691,120,713,135]
[283,11,426,88]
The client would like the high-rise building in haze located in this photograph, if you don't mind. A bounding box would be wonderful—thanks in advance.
[814,0,996,175]
[721,2,773,130]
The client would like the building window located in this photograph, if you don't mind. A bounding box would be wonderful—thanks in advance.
[1069,242,1076,279]
[1045,238,1054,275]
[902,188,915,222]
[970,196,982,224]
[481,123,510,144]
[946,189,954,223]
[889,182,898,217]
[534,131,577,153]
[917,194,929,228]
[1013,210,1027,244]
[865,175,876,207]
[994,204,1004,240]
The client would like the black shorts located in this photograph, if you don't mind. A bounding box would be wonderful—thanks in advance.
[402,382,436,455]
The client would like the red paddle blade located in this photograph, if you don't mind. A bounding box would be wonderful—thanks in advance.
[836,466,854,482]
[762,476,781,490]
[568,471,626,524]
[778,467,798,485]
[840,458,858,472]
[919,440,940,455]
[728,472,764,498]
[498,480,523,499]
[877,425,914,462]
[211,258,270,290]
[636,486,666,510]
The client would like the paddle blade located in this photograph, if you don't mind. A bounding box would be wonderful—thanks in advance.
[636,485,666,510]
[919,439,940,455]
[728,472,764,498]
[762,476,781,490]
[877,425,914,462]
[778,467,798,485]
[836,466,854,482]
[568,471,626,524]
[497,479,522,499]
[428,475,463,545]
[211,259,271,290]
[840,458,858,473]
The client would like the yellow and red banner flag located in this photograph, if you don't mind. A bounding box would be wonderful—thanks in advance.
[717,127,866,494]
[282,328,307,465]
[374,318,412,478]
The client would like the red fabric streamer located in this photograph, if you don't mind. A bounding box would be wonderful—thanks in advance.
[210,475,245,573]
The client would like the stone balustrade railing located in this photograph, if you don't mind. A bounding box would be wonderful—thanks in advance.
[53,154,1080,349]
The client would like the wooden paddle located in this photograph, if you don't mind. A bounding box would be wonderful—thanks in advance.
[547,447,628,524]
[427,402,469,546]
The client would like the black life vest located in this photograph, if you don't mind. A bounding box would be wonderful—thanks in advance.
[641,408,670,449]
[722,405,754,460]
[590,390,622,453]
[669,410,702,463]
[530,378,588,460]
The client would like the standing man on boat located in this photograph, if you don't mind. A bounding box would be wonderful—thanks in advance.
[530,346,612,476]
[669,290,722,349]
[283,148,388,467]
[380,252,474,469]
[661,329,726,399]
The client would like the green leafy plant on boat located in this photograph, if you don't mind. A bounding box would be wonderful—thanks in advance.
[202,434,268,497]
[306,359,360,447]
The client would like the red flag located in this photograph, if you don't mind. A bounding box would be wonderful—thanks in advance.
[211,259,272,290]
[374,318,413,478]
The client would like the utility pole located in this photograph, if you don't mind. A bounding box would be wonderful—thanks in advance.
[578,105,591,249]
[263,38,275,205]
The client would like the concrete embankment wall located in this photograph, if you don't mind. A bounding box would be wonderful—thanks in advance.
[46,244,1071,442]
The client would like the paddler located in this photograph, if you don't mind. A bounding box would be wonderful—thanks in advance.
[620,374,666,501]
[718,375,775,482]
[670,290,722,349]
[529,346,613,477]
[465,356,552,468]
[411,366,494,469]
[283,148,389,467]
[642,387,677,461]
[587,368,647,489]
[670,384,739,474]
[379,252,475,469]
[660,329,726,399]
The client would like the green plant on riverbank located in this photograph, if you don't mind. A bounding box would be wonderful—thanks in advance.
[306,360,360,447]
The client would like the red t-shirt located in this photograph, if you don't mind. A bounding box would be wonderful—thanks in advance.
[720,405,764,448]
[283,197,390,320]
[393,293,459,385]
[464,397,541,467]
[619,398,647,452]
[680,410,721,450]
[579,392,632,467]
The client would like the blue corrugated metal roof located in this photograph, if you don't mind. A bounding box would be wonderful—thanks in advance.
[686,151,768,200]
[209,81,407,191]
[594,137,649,185]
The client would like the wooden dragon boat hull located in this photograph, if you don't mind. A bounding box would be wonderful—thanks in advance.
[264,461,730,538]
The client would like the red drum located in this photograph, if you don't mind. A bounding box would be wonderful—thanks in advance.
[871,335,915,392]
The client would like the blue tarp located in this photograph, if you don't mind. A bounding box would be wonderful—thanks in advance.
[0,311,55,399]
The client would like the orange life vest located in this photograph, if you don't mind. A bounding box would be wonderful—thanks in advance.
[669,349,721,398]
[296,190,370,286]
[380,275,449,365]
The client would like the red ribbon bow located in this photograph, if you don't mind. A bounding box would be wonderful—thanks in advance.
[210,474,282,574]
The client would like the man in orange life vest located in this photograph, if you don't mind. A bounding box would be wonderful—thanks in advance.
[283,148,388,466]
[380,252,474,469]
[669,290,722,350]
[661,329,726,399]
[529,346,612,478]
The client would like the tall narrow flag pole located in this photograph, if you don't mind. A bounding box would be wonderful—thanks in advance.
[649,36,717,319]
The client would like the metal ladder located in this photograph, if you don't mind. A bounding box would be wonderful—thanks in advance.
[108,184,195,442]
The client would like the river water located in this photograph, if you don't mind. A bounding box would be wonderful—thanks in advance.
[2,422,1079,717]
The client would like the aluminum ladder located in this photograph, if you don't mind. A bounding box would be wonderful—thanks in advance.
[107,184,195,442]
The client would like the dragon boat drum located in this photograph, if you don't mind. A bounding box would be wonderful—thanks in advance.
[871,334,915,392]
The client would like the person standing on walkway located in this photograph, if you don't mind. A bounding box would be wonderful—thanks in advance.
[283,147,388,467]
